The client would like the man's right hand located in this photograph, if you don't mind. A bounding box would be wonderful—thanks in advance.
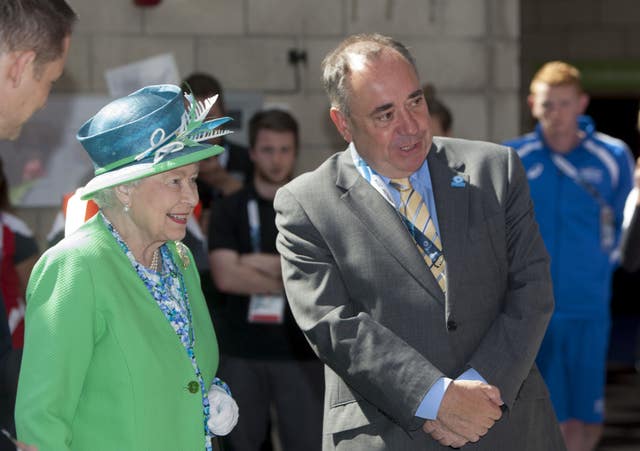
[434,379,503,443]
[423,419,468,448]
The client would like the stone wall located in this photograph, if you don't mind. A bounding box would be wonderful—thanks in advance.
[21,0,521,247]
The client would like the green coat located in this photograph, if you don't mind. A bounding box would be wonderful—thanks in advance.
[15,215,219,451]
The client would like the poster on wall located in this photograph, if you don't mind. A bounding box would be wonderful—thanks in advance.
[105,53,181,98]
[0,94,110,207]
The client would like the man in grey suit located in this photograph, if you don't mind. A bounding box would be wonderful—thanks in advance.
[274,34,565,450]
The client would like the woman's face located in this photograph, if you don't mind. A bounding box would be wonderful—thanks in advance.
[127,163,199,245]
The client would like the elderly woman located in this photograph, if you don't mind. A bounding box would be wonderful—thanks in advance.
[14,85,238,451]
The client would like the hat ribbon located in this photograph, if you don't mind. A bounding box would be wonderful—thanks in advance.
[133,126,185,164]
[134,94,233,165]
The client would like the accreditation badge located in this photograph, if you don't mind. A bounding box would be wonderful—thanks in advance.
[248,294,285,324]
[600,204,615,250]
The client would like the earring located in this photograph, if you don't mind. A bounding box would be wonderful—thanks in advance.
[123,203,130,214]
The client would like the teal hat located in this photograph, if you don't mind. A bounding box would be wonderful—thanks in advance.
[76,84,232,200]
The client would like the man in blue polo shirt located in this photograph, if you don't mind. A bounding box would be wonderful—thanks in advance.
[504,61,634,451]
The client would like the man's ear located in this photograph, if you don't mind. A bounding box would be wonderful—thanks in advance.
[527,93,542,121]
[6,50,36,88]
[527,94,535,112]
[578,92,590,115]
[329,107,352,143]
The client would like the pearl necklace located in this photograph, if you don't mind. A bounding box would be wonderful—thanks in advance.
[149,248,160,272]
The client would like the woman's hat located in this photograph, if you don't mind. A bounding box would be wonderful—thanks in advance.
[76,84,232,200]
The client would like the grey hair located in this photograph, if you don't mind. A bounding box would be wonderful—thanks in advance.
[91,180,140,210]
[321,33,418,117]
[0,0,76,70]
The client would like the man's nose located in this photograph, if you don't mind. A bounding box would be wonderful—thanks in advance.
[398,109,419,135]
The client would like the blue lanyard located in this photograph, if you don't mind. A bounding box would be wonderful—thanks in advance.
[550,154,610,208]
[398,214,444,267]
[247,198,260,252]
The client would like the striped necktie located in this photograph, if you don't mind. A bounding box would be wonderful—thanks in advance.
[391,177,447,293]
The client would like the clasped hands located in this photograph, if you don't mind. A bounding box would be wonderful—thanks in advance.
[423,380,503,448]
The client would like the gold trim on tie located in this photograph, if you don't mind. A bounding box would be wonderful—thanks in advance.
[391,177,447,293]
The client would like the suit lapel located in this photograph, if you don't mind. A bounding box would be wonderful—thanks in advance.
[335,150,445,303]
[428,140,469,304]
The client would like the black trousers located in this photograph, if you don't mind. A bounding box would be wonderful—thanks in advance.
[217,356,324,451]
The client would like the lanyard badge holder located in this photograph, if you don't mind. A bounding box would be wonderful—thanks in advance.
[246,198,285,324]
[600,204,615,250]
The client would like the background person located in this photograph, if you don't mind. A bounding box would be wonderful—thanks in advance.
[209,109,323,451]
[0,1,76,449]
[181,72,254,233]
[504,61,634,451]
[15,84,238,450]
[621,157,640,273]
[274,33,563,450]
[0,157,39,349]
[422,83,453,137]
[0,0,75,141]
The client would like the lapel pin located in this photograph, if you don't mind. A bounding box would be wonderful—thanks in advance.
[176,241,190,269]
[450,175,466,188]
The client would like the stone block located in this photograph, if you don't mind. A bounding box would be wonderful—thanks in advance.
[248,0,343,35]
[144,0,244,35]
[303,38,344,93]
[443,93,488,140]
[196,38,297,91]
[491,92,522,143]
[67,0,142,33]
[494,40,520,91]
[409,39,488,90]
[53,34,92,93]
[492,0,520,37]
[440,0,487,38]
[347,0,485,38]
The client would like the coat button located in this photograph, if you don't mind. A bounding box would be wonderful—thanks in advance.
[446,320,457,331]
[188,381,199,393]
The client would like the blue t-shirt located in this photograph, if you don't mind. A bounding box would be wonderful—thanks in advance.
[504,116,634,317]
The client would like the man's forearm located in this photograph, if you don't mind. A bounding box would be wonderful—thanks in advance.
[239,254,282,278]
[212,263,283,296]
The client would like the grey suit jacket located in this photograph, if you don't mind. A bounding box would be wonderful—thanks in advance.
[274,138,564,450]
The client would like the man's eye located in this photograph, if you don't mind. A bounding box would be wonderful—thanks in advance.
[376,111,393,122]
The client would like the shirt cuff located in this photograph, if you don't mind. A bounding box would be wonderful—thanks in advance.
[415,377,452,420]
[415,368,487,420]
[456,367,487,383]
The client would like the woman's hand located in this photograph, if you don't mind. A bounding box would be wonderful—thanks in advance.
[207,384,239,436]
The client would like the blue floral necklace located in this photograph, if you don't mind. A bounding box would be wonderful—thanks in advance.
[102,214,213,451]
